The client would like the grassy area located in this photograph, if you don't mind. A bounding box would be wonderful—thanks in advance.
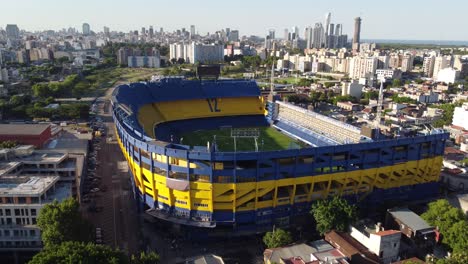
[80,67,163,97]
[180,127,303,151]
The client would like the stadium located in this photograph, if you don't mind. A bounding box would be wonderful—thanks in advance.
[111,75,448,235]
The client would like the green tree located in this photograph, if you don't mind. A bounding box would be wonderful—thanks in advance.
[392,79,402,87]
[28,241,128,264]
[32,83,52,98]
[436,251,468,264]
[263,228,293,248]
[130,251,160,264]
[421,199,468,253]
[310,196,357,235]
[297,78,313,87]
[37,198,92,248]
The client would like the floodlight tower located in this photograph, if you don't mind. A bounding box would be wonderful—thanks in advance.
[374,76,385,129]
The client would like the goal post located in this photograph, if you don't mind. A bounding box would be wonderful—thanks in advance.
[231,128,261,152]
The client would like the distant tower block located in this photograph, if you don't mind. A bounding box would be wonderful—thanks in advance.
[353,17,362,52]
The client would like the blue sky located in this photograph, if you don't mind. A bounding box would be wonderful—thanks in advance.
[1,0,467,41]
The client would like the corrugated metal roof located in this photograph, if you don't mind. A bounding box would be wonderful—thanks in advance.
[388,208,432,232]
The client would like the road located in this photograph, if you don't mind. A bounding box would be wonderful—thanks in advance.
[81,83,139,255]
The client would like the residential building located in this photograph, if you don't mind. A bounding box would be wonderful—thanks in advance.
[0,176,71,251]
[385,208,436,257]
[342,81,363,98]
[452,102,468,130]
[128,56,160,68]
[311,23,324,49]
[350,219,401,264]
[5,24,20,39]
[82,23,90,35]
[188,43,224,64]
[401,54,414,72]
[433,56,452,79]
[423,56,435,77]
[352,17,361,52]
[436,68,459,84]
[228,30,239,42]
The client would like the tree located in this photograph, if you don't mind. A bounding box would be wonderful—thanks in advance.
[392,79,402,87]
[421,199,468,253]
[297,78,313,87]
[37,198,92,247]
[177,58,185,64]
[263,228,293,248]
[310,196,357,235]
[436,251,468,264]
[130,251,160,264]
[28,241,128,264]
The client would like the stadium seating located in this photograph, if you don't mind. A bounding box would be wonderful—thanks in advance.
[273,119,338,147]
[138,97,266,137]
[275,102,362,143]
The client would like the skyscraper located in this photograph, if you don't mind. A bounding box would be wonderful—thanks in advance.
[292,26,299,38]
[103,26,110,37]
[82,23,91,35]
[268,29,275,40]
[141,27,146,36]
[190,25,195,37]
[5,24,20,39]
[284,28,289,40]
[312,23,324,49]
[335,24,342,36]
[149,26,154,38]
[324,12,331,36]
[353,17,362,52]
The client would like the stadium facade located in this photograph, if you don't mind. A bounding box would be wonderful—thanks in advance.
[111,77,448,234]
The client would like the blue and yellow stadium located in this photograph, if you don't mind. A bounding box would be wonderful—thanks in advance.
[111,76,448,234]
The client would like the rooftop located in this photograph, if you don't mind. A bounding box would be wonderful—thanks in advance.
[0,162,21,177]
[388,208,433,232]
[0,124,50,136]
[0,176,59,197]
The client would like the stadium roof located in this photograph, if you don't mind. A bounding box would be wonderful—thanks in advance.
[0,124,50,136]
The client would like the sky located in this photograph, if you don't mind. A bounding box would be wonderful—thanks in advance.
[1,0,467,41]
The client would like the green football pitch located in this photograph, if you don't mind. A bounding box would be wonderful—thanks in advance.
[180,127,305,151]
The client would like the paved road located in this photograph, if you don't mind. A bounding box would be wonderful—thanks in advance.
[82,83,139,255]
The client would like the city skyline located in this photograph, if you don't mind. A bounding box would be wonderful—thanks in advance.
[0,0,467,41]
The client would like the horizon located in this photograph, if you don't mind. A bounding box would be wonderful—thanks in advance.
[0,0,467,42]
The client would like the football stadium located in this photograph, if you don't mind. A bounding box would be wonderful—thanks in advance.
[111,75,448,234]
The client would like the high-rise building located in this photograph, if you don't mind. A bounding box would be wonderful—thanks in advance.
[82,23,91,36]
[311,23,324,49]
[423,56,436,77]
[103,26,110,37]
[353,17,362,52]
[433,56,452,78]
[284,28,289,40]
[190,25,195,37]
[5,24,19,39]
[335,24,342,36]
[141,27,146,36]
[268,29,275,40]
[292,26,299,38]
[228,30,239,42]
[149,26,154,38]
[82,23,90,35]
[305,26,313,49]
[324,12,331,36]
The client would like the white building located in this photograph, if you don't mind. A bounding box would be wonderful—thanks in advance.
[437,68,459,84]
[349,56,378,80]
[189,43,224,64]
[128,56,160,68]
[350,220,401,264]
[342,81,363,98]
[423,56,435,77]
[433,56,452,78]
[0,175,71,251]
[452,102,468,130]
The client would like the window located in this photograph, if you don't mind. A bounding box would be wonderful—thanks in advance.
[16,218,21,225]
[29,230,35,237]
[6,218,12,225]
[5,209,11,216]
[18,197,26,204]
[0,209,2,216]
[31,218,36,225]
[13,230,19,236]
[4,230,10,236]
[31,209,37,216]
[14,209,20,216]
